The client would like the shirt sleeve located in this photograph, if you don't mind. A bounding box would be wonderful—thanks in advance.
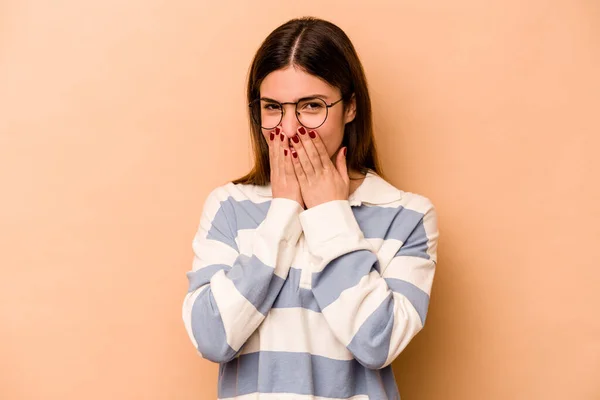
[182,187,304,363]
[299,198,438,369]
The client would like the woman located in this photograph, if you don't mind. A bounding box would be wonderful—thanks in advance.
[182,16,439,400]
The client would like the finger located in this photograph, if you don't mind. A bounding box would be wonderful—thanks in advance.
[307,129,332,169]
[267,128,276,175]
[272,127,283,179]
[283,133,296,183]
[290,144,309,187]
[297,126,324,172]
[292,127,316,176]
[336,146,350,185]
[280,128,291,168]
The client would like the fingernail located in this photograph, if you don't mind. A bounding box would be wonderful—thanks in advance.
[270,132,274,141]
[280,133,284,141]
[343,147,347,156]
[298,127,306,135]
[309,130,316,139]
[284,149,288,156]
[292,135,300,143]
[276,127,281,134]
[292,151,298,158]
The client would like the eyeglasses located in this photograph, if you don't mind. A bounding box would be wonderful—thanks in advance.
[248,96,343,130]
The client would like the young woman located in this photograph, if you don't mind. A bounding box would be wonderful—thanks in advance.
[182,16,439,400]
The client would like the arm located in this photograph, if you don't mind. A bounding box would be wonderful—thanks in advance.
[182,187,303,363]
[299,197,438,369]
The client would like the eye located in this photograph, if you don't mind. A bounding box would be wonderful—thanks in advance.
[262,103,281,111]
[301,101,324,110]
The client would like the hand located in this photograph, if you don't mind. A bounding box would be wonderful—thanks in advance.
[267,127,305,209]
[288,126,349,209]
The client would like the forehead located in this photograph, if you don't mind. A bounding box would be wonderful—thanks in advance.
[259,66,338,101]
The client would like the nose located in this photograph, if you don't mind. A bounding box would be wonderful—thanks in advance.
[280,105,301,138]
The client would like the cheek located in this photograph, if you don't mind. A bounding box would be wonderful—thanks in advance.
[322,109,346,136]
[315,123,344,156]
[261,128,272,141]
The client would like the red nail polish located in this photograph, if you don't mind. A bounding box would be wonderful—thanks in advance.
[299,127,306,135]
[292,151,298,158]
[270,132,274,141]
[284,149,288,156]
[292,135,300,143]
[276,127,281,134]
[309,130,316,139]
[343,147,347,156]
[280,133,284,141]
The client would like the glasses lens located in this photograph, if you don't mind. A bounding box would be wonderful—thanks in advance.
[250,100,282,129]
[297,98,327,129]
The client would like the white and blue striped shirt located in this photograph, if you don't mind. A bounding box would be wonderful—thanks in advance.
[182,170,439,399]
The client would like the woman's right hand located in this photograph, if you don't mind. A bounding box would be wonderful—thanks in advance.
[268,127,305,209]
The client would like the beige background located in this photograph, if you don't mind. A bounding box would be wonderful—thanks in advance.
[1,1,599,399]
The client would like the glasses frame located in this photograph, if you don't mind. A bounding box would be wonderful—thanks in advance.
[248,97,344,130]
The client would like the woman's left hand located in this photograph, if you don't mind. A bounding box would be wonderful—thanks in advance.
[289,126,350,209]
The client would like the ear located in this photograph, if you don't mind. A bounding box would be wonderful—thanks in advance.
[344,93,357,124]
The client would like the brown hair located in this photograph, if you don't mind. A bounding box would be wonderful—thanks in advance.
[232,16,385,186]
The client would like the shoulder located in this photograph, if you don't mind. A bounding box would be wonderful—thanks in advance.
[368,173,435,214]
[383,185,439,262]
[199,180,270,227]
[371,176,437,234]
[395,189,439,249]
[398,190,436,216]
[202,181,263,206]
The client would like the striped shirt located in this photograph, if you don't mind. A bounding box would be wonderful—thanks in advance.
[182,170,439,400]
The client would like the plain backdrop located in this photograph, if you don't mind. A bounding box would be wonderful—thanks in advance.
[1,1,599,399]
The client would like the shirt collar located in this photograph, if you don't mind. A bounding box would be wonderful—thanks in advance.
[254,170,403,206]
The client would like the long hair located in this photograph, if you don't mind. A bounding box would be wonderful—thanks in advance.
[232,16,385,186]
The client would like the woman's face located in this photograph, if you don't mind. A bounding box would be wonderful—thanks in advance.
[259,66,356,160]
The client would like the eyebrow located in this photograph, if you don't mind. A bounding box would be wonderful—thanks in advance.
[260,94,330,103]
